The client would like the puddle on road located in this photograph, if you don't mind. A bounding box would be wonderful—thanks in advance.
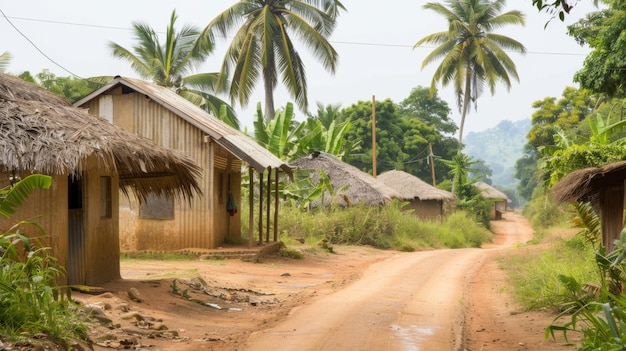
[390,324,438,351]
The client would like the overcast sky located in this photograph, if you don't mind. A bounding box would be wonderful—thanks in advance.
[1,1,598,135]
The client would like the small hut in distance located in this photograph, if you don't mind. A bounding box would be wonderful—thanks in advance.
[378,170,455,220]
[475,181,510,220]
[289,152,401,207]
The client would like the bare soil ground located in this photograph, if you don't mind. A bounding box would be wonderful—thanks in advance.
[71,212,574,351]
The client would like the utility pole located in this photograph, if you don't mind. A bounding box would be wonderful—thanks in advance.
[429,143,436,186]
[371,95,377,178]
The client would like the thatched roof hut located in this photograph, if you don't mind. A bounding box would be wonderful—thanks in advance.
[0,73,201,201]
[475,181,509,219]
[290,152,400,207]
[378,170,455,202]
[0,73,202,285]
[552,161,626,250]
[475,181,508,201]
[378,170,455,219]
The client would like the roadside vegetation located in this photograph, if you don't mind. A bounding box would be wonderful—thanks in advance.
[254,201,492,252]
[0,175,91,349]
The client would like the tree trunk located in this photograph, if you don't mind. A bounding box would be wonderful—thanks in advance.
[263,66,275,119]
[458,72,472,146]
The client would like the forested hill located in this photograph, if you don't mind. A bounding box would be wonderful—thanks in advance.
[463,119,530,187]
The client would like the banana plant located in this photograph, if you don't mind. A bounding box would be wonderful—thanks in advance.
[0,174,52,218]
[253,102,321,161]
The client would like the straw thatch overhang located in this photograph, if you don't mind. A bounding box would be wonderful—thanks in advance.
[552,161,626,251]
[552,161,626,205]
[0,73,201,201]
[290,152,401,206]
[378,170,455,202]
[475,181,509,201]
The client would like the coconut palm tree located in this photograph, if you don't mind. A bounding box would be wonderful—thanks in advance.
[0,51,11,73]
[414,0,526,144]
[110,10,239,129]
[201,0,346,119]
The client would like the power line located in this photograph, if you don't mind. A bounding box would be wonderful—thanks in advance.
[1,9,84,78]
[4,14,589,57]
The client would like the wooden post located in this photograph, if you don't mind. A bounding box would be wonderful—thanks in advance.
[274,169,279,242]
[248,167,254,247]
[372,95,377,178]
[429,143,436,187]
[259,170,264,244]
[266,168,271,243]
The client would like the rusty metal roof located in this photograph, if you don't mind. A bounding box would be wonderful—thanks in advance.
[75,76,291,174]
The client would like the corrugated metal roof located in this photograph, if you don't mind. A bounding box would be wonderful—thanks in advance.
[75,76,291,174]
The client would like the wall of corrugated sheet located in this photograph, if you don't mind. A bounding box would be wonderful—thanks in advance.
[80,90,245,250]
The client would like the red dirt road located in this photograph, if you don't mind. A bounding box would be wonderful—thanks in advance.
[78,212,571,351]
[243,212,551,351]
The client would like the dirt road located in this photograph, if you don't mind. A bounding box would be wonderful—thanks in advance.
[78,212,570,351]
[243,212,536,351]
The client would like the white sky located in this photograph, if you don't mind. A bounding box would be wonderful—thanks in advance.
[1,0,597,135]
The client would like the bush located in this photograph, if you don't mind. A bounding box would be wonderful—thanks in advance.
[247,200,492,251]
[0,229,89,348]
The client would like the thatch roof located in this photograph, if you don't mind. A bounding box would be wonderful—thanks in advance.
[75,76,291,175]
[289,152,401,206]
[0,73,202,201]
[378,170,455,202]
[475,181,509,201]
[552,161,626,204]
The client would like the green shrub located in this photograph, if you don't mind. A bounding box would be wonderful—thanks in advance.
[0,229,88,348]
[249,200,492,251]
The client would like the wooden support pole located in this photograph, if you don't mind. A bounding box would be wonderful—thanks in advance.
[274,169,279,242]
[248,167,254,247]
[429,143,436,187]
[259,170,264,244]
[372,95,377,178]
[266,168,271,243]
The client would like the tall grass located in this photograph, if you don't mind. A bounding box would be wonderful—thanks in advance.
[242,200,492,251]
[498,233,598,311]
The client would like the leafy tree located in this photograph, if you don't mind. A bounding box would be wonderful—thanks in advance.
[516,87,597,198]
[526,87,597,151]
[201,0,346,118]
[341,93,458,184]
[341,99,407,175]
[568,1,626,98]
[531,0,601,21]
[0,51,11,73]
[109,10,239,128]
[414,0,527,144]
[514,144,540,201]
[397,85,458,136]
[469,158,493,185]
[18,70,94,103]
[441,153,491,227]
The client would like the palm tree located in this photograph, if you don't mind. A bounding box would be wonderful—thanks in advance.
[110,10,240,128]
[201,0,346,119]
[0,51,11,73]
[414,0,526,144]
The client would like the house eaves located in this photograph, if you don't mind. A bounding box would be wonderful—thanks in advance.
[74,76,291,175]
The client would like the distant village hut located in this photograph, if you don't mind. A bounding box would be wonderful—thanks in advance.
[75,76,291,251]
[289,152,400,208]
[475,181,509,220]
[0,73,201,285]
[378,170,455,219]
[552,161,626,251]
